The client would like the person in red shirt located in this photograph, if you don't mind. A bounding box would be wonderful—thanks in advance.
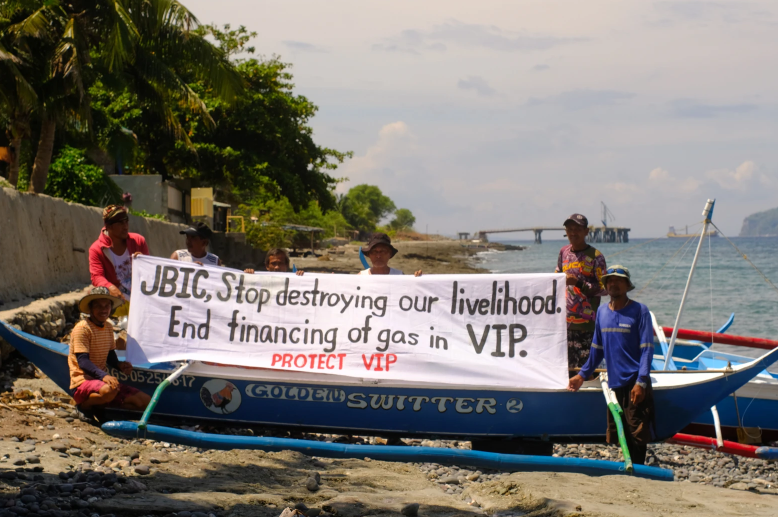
[88,205,149,316]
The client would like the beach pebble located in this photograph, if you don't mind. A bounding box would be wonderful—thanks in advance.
[12,458,25,466]
[438,476,460,485]
[294,502,309,512]
[305,477,320,492]
[134,465,150,475]
[401,503,420,517]
[68,447,82,456]
[305,509,321,517]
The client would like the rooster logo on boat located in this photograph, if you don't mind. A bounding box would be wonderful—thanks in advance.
[200,379,241,414]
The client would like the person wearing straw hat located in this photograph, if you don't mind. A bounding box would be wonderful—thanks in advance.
[567,265,655,464]
[68,287,150,415]
[358,233,422,276]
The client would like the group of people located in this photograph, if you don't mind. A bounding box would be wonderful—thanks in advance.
[558,213,654,465]
[70,207,417,417]
[70,205,654,463]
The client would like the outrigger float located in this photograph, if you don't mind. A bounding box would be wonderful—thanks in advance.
[2,318,777,480]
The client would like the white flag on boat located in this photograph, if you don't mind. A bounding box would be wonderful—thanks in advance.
[126,256,568,389]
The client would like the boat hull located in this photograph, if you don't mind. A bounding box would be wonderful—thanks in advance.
[655,342,778,442]
[2,321,775,442]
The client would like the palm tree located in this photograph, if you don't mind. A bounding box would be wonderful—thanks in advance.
[0,7,37,186]
[2,0,242,193]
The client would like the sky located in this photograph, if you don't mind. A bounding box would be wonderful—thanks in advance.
[186,0,778,238]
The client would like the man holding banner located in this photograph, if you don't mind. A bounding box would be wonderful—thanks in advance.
[556,213,606,371]
[567,265,654,464]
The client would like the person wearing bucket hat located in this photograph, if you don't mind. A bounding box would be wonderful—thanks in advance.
[358,233,422,276]
[68,287,151,414]
[171,221,223,266]
[555,213,607,372]
[568,264,655,465]
[88,204,150,316]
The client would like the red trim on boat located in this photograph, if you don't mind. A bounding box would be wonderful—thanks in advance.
[657,327,778,350]
[667,433,759,458]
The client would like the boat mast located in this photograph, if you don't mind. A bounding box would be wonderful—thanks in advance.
[663,199,716,370]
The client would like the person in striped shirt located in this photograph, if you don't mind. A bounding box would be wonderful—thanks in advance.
[69,287,151,414]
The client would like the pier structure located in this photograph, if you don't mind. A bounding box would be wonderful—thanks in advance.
[473,226,630,244]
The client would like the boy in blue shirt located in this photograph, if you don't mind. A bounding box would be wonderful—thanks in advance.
[567,265,654,464]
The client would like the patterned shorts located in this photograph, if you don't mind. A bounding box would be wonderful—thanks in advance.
[567,329,595,373]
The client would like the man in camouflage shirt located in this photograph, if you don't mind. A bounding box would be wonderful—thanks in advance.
[556,213,607,373]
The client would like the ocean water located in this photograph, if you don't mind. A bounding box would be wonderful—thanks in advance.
[477,236,778,359]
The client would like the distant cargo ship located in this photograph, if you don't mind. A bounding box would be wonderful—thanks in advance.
[667,226,718,238]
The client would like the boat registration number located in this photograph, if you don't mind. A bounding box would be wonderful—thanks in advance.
[109,368,197,388]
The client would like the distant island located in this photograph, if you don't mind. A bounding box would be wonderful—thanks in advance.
[740,207,778,237]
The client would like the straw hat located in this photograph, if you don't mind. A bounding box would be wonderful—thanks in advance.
[78,287,124,314]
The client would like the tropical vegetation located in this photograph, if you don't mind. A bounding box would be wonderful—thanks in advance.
[0,1,415,249]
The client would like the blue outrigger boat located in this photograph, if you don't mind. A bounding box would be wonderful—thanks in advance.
[651,315,778,443]
[2,319,776,447]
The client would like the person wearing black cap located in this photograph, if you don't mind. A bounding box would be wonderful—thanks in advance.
[555,213,607,372]
[171,222,223,266]
[359,233,422,276]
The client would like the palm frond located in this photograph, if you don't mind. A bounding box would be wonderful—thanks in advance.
[101,1,139,72]
[0,40,37,109]
[7,6,50,40]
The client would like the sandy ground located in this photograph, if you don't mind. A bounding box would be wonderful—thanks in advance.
[3,378,778,517]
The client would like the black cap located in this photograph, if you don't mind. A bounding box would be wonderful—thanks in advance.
[563,213,588,228]
[180,221,213,240]
[362,232,399,258]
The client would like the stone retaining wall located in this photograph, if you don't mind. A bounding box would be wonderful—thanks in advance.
[0,188,188,304]
[0,291,84,364]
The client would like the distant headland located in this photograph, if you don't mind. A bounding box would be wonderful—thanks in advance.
[740,206,778,237]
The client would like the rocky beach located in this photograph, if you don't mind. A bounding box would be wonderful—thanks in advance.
[3,240,778,517]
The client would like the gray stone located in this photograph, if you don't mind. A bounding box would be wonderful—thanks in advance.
[133,465,150,476]
[12,459,25,466]
[67,448,82,456]
[305,509,321,517]
[729,482,751,491]
[309,471,321,484]
[49,443,68,453]
[401,503,420,517]
[24,455,39,464]
[305,477,319,492]
[438,476,460,485]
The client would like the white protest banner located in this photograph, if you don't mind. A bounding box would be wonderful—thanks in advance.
[126,256,568,389]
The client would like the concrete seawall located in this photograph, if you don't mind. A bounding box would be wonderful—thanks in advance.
[0,188,187,304]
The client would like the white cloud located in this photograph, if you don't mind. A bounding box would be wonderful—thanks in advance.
[649,167,670,181]
[338,122,415,187]
[648,167,701,192]
[705,160,757,190]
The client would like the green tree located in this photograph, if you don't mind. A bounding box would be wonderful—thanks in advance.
[44,146,122,205]
[389,208,416,231]
[343,184,396,232]
[2,0,242,193]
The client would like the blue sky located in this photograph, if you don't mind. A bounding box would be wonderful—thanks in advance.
[186,0,778,237]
